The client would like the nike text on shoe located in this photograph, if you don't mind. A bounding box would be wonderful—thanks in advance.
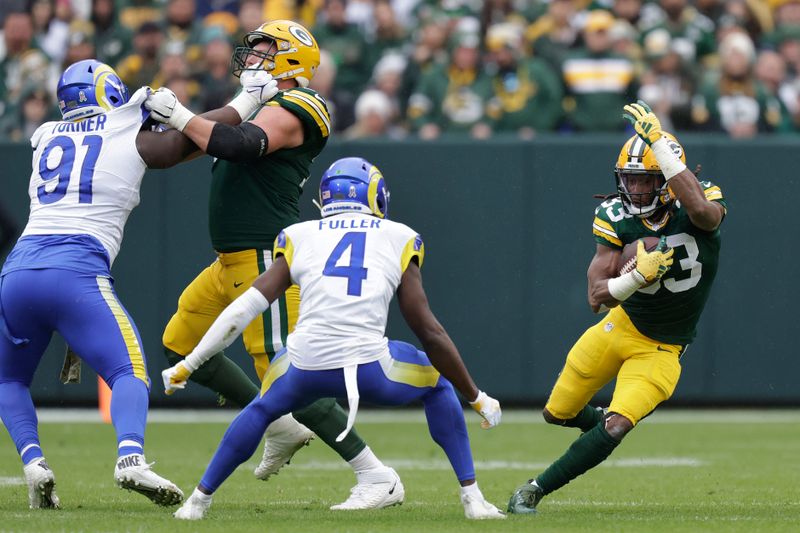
[330,467,405,510]
[254,414,315,481]
[24,459,60,509]
[115,454,184,506]
[507,479,545,514]
[461,492,506,520]
[174,488,212,520]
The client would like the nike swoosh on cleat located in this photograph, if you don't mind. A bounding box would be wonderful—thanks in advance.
[388,482,396,495]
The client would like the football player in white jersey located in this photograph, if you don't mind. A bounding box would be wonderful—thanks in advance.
[162,157,505,521]
[0,59,279,509]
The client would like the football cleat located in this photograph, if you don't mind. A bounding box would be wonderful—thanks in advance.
[23,459,60,509]
[114,453,184,506]
[507,479,545,514]
[174,488,212,520]
[461,492,506,520]
[330,467,404,510]
[254,414,314,481]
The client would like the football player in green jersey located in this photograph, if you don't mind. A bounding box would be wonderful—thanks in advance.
[508,101,726,514]
[145,20,405,510]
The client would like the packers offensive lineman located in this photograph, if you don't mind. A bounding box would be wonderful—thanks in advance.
[508,101,726,514]
[0,58,279,509]
[161,157,505,520]
[145,20,406,509]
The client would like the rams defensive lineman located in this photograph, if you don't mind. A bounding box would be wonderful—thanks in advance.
[146,21,403,509]
[162,157,505,520]
[508,101,725,514]
[0,58,280,509]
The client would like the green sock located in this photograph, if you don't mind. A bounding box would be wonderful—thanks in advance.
[562,405,605,433]
[164,348,259,407]
[292,398,367,462]
[536,422,619,495]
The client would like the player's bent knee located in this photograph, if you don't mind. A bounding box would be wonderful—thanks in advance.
[542,407,564,425]
[604,413,634,441]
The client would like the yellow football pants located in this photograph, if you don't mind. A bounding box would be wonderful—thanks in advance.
[545,306,683,426]
[162,249,299,381]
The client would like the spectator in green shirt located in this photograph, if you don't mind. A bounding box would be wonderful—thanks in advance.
[484,22,564,137]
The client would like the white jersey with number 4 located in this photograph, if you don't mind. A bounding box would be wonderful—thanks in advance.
[21,87,151,264]
[274,212,425,370]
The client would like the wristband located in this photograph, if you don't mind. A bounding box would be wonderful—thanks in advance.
[650,137,687,180]
[226,91,260,121]
[170,103,196,132]
[607,270,646,302]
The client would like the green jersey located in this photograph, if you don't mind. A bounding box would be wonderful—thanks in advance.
[592,181,726,345]
[209,87,331,252]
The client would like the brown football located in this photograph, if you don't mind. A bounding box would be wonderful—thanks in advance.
[617,236,662,277]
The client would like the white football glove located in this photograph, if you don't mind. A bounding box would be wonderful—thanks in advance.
[162,361,193,395]
[469,390,502,429]
[227,70,279,120]
[144,87,195,131]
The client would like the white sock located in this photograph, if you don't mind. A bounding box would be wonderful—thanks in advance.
[191,488,212,503]
[460,481,482,499]
[348,446,385,474]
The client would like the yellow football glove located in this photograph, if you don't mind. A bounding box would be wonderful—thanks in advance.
[162,361,192,395]
[635,236,674,283]
[623,100,663,146]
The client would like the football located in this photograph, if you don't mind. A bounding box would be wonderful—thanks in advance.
[617,236,661,277]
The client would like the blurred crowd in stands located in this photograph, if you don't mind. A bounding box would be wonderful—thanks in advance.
[2,0,800,141]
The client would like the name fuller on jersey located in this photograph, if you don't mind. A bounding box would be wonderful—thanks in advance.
[319,218,383,230]
[51,114,108,134]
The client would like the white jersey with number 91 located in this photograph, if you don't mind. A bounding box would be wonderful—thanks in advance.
[274,212,425,370]
[21,88,151,264]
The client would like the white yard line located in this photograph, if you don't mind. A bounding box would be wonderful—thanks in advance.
[238,457,705,472]
[20,408,800,425]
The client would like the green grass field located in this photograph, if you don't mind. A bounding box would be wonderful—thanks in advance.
[1,409,799,532]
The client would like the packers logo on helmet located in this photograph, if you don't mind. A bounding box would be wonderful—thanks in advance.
[614,132,686,219]
[231,20,320,87]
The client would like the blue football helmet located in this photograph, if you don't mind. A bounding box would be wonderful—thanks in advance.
[319,157,390,219]
[57,59,130,121]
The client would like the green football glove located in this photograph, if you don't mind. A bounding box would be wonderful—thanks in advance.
[623,100,663,146]
[635,236,674,283]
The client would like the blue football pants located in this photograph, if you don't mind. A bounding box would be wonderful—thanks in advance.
[200,340,475,492]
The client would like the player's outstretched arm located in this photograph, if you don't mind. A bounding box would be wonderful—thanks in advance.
[396,263,478,399]
[397,262,501,428]
[162,257,292,394]
[135,106,241,169]
[661,170,724,231]
[623,100,724,231]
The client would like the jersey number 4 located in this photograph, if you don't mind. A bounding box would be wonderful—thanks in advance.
[37,135,103,204]
[323,231,368,296]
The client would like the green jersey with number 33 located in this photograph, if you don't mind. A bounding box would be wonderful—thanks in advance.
[592,181,725,345]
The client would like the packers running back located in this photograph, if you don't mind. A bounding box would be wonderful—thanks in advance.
[508,101,725,515]
[592,180,725,345]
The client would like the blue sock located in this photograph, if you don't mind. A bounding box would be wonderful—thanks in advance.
[423,378,476,482]
[0,382,44,464]
[110,376,147,457]
[200,400,275,493]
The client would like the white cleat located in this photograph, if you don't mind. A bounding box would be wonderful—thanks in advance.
[114,454,184,506]
[330,467,405,510]
[174,488,212,520]
[253,414,314,481]
[24,459,60,509]
[462,492,506,520]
